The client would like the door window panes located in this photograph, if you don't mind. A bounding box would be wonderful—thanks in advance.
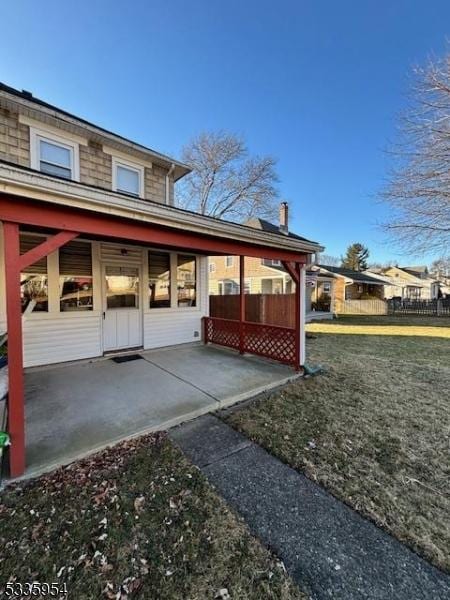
[177,255,196,307]
[149,251,171,308]
[105,266,139,308]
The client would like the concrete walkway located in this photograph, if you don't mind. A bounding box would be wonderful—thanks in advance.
[24,344,296,477]
[169,415,450,600]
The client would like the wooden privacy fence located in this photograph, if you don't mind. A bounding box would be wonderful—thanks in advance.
[334,299,387,315]
[388,298,450,316]
[210,293,296,328]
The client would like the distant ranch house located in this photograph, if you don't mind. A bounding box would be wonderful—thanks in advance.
[366,266,443,300]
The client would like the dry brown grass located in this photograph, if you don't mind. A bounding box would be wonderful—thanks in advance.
[225,315,450,572]
[0,433,303,599]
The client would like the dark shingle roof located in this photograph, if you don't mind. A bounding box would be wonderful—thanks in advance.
[318,265,385,285]
[245,217,315,244]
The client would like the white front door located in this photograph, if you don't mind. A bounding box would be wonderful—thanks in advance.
[103,264,143,351]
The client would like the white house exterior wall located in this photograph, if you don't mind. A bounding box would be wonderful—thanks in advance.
[0,224,208,367]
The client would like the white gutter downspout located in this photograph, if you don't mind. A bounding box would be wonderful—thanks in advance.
[165,163,175,205]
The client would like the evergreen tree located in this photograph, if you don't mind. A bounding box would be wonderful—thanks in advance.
[341,243,369,271]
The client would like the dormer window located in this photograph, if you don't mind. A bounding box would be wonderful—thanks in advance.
[30,128,79,181]
[112,157,144,198]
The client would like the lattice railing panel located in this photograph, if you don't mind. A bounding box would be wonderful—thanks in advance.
[204,317,240,350]
[203,317,297,368]
[243,321,296,365]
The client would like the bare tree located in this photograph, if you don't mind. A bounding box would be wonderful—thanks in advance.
[430,256,450,278]
[316,253,340,266]
[177,131,279,221]
[382,53,450,255]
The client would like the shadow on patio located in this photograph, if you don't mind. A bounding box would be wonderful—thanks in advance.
[24,344,297,478]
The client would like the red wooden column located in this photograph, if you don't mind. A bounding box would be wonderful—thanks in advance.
[3,222,25,476]
[239,255,245,354]
[3,225,78,477]
[281,260,302,371]
[294,262,302,371]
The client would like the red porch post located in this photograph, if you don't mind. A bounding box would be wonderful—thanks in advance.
[239,255,245,354]
[3,222,25,476]
[2,225,79,477]
[294,262,301,371]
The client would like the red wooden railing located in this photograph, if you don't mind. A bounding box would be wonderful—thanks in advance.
[203,316,298,369]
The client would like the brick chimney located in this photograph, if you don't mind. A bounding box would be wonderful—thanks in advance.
[279,201,289,235]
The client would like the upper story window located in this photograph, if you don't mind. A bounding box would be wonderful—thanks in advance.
[30,128,80,181]
[209,262,216,273]
[112,157,144,198]
[262,259,281,267]
[225,256,234,268]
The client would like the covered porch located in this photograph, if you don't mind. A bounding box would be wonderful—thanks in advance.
[24,343,296,477]
[0,192,314,477]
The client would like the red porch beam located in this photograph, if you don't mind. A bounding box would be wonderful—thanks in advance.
[19,230,78,271]
[0,195,308,264]
[3,222,25,476]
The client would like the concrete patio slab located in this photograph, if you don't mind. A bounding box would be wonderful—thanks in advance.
[23,344,296,478]
[142,344,296,406]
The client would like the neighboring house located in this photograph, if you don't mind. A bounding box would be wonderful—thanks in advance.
[209,255,294,296]
[317,265,386,309]
[367,266,442,300]
[209,206,334,312]
[0,83,322,475]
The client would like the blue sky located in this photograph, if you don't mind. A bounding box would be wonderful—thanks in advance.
[1,1,449,264]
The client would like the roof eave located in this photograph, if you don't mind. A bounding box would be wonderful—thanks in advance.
[0,86,191,181]
[0,162,322,255]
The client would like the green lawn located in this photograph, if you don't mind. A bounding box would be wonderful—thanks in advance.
[0,433,302,599]
[224,315,450,572]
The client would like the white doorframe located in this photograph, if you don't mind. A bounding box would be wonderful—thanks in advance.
[101,262,143,352]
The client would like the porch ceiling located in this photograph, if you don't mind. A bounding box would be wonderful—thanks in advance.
[24,344,296,478]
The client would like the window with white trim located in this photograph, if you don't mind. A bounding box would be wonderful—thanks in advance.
[225,256,234,267]
[323,282,331,293]
[209,262,216,273]
[177,255,196,307]
[112,157,144,197]
[262,259,281,267]
[20,233,48,313]
[59,241,93,312]
[30,129,79,180]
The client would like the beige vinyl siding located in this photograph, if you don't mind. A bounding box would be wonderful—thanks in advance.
[0,107,171,204]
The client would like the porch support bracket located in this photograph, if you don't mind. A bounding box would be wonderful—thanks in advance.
[19,230,79,271]
[281,260,300,284]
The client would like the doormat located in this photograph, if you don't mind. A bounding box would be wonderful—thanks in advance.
[110,354,144,364]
